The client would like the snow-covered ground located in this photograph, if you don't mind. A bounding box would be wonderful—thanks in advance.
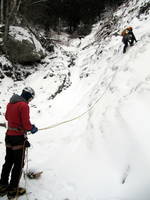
[0,0,150,199]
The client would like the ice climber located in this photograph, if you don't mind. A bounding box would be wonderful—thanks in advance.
[0,87,38,199]
[121,27,137,53]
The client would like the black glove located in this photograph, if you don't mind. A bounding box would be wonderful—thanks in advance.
[31,124,38,134]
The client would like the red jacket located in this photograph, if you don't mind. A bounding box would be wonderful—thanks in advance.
[5,94,32,136]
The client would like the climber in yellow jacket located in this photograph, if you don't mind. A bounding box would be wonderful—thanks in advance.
[121,27,137,53]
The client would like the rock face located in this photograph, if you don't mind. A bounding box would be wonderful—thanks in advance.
[6,26,46,64]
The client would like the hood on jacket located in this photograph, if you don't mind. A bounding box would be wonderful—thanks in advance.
[9,94,27,104]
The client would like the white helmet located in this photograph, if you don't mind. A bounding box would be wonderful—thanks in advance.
[23,87,35,98]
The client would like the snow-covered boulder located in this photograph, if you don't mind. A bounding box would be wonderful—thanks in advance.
[6,26,46,64]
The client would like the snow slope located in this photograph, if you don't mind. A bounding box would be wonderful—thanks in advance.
[0,0,150,199]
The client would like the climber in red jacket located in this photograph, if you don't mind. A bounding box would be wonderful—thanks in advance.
[0,87,38,199]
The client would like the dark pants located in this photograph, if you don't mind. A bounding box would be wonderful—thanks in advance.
[0,135,26,189]
[122,34,135,53]
[122,35,129,53]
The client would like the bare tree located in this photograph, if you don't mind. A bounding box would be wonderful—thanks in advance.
[0,0,4,24]
[3,0,22,50]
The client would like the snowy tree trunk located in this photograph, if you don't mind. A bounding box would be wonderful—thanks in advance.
[3,0,22,50]
[3,0,9,46]
[0,0,4,24]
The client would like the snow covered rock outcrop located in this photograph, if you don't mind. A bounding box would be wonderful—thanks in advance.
[6,26,46,64]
